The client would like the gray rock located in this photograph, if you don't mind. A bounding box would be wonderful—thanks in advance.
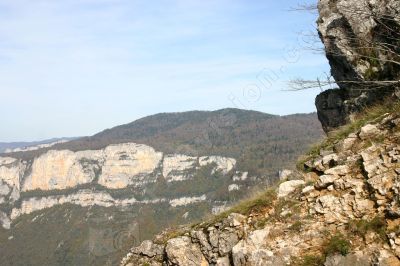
[277,180,305,198]
[216,256,230,266]
[315,89,348,132]
[324,254,369,266]
[359,124,381,140]
[165,236,208,266]
[316,175,338,189]
[279,169,293,181]
[316,0,400,132]
[131,240,164,258]
[226,213,246,227]
[0,182,10,196]
[217,229,240,256]
[324,165,350,176]
[322,154,339,167]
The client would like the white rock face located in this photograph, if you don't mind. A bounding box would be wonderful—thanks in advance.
[11,190,193,221]
[0,157,25,190]
[11,190,124,219]
[22,150,100,191]
[0,211,11,229]
[169,195,207,207]
[199,156,236,174]
[228,184,240,192]
[0,181,11,196]
[99,143,163,189]
[232,172,248,181]
[162,154,197,182]
[2,143,237,192]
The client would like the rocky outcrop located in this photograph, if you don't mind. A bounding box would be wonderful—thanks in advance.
[316,0,400,132]
[199,156,236,175]
[162,154,197,182]
[122,113,400,265]
[169,195,207,207]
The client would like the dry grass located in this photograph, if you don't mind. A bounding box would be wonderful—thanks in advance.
[193,188,277,230]
[297,99,400,170]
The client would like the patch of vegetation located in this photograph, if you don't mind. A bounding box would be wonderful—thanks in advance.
[296,254,325,266]
[196,189,277,229]
[270,198,302,222]
[289,221,303,232]
[348,216,386,240]
[295,232,351,265]
[324,233,351,256]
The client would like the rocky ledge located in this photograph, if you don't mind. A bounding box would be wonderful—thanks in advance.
[121,111,400,265]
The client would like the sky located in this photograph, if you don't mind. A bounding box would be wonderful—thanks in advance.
[0,0,330,142]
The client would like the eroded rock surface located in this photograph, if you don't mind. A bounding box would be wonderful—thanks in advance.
[99,143,163,189]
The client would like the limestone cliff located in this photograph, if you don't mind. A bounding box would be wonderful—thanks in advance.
[121,101,400,266]
[316,0,400,132]
[0,142,237,229]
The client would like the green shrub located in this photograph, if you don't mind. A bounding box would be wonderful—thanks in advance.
[324,233,351,256]
[289,221,303,232]
[348,216,386,240]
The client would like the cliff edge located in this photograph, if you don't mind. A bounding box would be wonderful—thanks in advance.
[316,0,400,132]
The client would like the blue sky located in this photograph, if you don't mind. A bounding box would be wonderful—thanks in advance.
[0,0,329,142]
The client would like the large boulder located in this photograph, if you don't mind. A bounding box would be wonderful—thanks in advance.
[316,0,400,132]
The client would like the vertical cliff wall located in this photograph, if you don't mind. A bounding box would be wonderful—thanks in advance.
[316,0,400,132]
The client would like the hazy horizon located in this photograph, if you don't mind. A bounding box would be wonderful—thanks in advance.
[0,0,328,142]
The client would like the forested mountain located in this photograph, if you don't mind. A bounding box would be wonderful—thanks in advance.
[5,108,324,177]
